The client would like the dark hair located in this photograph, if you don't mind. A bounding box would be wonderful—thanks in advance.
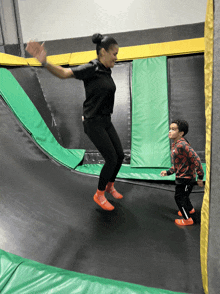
[92,33,118,55]
[172,119,189,136]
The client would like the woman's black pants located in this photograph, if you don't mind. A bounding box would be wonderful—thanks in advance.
[83,115,124,191]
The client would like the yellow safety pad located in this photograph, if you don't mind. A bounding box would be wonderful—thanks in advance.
[118,38,204,61]
[200,0,213,293]
[27,53,71,66]
[69,51,97,66]
[0,38,205,67]
[47,53,71,65]
[0,53,28,66]
[26,57,42,66]
[69,38,205,66]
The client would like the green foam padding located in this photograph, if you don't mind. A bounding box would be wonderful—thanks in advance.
[0,68,85,169]
[131,57,171,168]
[76,164,175,181]
[76,163,206,181]
[0,249,188,294]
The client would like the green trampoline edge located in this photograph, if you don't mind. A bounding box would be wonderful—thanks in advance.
[76,163,206,182]
[0,67,85,170]
[0,249,189,294]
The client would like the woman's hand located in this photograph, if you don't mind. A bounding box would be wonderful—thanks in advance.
[160,171,167,177]
[26,40,73,79]
[26,41,47,64]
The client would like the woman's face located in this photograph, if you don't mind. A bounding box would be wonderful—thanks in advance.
[100,45,119,68]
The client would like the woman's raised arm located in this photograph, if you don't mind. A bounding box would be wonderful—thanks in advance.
[25,41,74,79]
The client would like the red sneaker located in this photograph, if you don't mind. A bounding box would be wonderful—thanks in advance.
[175,217,194,226]
[94,193,114,211]
[106,182,123,199]
[178,208,195,217]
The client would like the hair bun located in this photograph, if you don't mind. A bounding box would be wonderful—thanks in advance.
[92,33,103,44]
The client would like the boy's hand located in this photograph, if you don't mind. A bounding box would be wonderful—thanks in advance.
[160,171,167,177]
[197,179,204,187]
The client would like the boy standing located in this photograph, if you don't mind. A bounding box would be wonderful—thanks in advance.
[160,120,204,226]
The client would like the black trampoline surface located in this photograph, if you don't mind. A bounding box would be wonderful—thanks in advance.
[0,98,205,294]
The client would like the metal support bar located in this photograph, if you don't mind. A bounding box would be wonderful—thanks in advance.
[0,0,6,45]
[13,0,25,57]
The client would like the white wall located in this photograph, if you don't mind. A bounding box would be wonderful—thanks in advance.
[18,0,207,43]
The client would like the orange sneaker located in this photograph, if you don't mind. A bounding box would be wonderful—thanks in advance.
[106,182,123,199]
[93,193,114,211]
[175,217,194,226]
[178,208,195,217]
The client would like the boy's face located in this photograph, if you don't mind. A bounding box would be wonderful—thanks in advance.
[169,123,182,140]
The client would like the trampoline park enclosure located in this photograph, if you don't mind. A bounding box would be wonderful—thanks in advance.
[0,53,206,179]
[0,0,219,293]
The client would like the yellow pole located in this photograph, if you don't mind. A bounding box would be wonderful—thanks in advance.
[200,0,213,293]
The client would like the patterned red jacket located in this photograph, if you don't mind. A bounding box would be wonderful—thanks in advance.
[167,138,204,181]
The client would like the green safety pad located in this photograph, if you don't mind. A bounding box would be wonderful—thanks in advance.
[0,249,188,294]
[0,68,85,169]
[76,164,175,181]
[76,163,206,181]
[131,57,171,168]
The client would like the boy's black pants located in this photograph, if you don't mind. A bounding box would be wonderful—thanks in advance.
[174,182,194,219]
[83,115,124,191]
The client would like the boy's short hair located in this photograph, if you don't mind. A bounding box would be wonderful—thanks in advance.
[172,119,189,136]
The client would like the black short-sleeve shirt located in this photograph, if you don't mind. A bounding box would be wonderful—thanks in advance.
[71,59,116,119]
